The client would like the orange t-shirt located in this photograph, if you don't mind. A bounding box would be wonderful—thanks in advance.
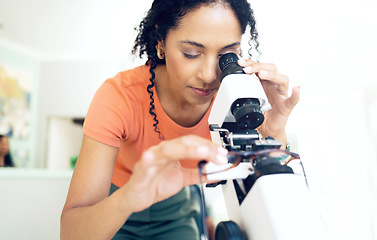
[83,64,212,187]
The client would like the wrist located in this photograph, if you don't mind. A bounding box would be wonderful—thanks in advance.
[112,184,137,218]
[269,133,287,150]
[258,128,288,150]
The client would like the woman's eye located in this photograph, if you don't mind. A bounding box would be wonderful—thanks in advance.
[183,53,200,59]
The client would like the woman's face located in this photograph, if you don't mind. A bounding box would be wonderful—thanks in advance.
[161,3,242,106]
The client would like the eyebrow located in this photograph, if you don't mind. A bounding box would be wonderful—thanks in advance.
[178,40,240,50]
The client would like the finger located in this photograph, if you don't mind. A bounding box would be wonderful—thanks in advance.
[181,135,229,164]
[151,135,228,165]
[258,69,288,87]
[130,150,159,187]
[180,165,222,185]
[242,63,289,90]
[238,58,256,67]
[286,86,300,109]
[260,75,289,97]
[242,62,276,75]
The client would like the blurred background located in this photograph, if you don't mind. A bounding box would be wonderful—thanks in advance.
[0,0,376,239]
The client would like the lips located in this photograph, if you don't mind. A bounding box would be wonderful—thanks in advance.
[190,87,214,97]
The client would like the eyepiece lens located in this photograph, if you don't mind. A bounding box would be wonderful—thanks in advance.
[219,53,239,71]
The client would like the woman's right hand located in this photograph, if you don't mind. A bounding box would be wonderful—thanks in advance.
[61,134,227,240]
[120,134,228,213]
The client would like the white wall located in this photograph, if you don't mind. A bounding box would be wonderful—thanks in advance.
[46,117,83,170]
[34,59,127,168]
[251,0,377,239]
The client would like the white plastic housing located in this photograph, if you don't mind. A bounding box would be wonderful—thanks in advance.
[221,174,329,240]
[209,73,271,132]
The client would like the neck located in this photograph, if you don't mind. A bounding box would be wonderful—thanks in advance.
[154,65,188,107]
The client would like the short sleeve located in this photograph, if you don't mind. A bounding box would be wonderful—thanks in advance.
[83,77,133,148]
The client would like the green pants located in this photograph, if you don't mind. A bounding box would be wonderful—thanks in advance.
[110,184,200,240]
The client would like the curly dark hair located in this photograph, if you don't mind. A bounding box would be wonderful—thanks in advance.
[132,0,260,140]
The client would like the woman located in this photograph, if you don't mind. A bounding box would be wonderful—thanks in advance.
[61,0,300,239]
[0,135,14,167]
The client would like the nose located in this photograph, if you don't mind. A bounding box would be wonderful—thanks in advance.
[197,56,219,85]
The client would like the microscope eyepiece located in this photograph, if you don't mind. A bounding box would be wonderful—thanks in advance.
[218,53,264,130]
[219,53,245,81]
[219,53,240,71]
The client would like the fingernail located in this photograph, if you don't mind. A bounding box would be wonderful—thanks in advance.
[243,66,253,73]
[197,146,210,156]
[217,146,228,155]
[217,154,228,164]
[260,70,268,76]
[142,150,154,161]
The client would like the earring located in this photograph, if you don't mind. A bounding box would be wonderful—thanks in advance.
[157,49,165,59]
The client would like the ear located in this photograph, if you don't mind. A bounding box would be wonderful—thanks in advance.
[155,39,165,52]
[155,24,165,51]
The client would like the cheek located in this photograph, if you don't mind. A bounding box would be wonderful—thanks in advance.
[166,54,198,82]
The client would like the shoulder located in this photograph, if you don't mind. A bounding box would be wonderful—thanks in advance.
[83,64,151,146]
[111,64,151,90]
[93,64,151,104]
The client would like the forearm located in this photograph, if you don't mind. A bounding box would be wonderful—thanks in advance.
[60,188,133,240]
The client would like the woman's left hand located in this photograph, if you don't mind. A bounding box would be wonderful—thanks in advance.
[238,59,300,147]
